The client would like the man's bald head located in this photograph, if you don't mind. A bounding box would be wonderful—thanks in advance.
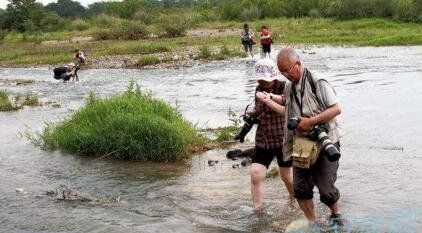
[276,47,302,83]
[277,47,300,65]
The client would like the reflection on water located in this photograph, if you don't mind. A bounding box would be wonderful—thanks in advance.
[1,46,422,232]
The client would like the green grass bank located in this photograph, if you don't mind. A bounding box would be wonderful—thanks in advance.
[0,18,421,67]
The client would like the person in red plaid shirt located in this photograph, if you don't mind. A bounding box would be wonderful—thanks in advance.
[248,58,294,213]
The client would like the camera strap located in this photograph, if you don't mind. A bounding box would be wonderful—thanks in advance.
[291,68,322,116]
[291,69,308,116]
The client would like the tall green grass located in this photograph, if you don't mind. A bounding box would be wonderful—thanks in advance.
[136,55,161,67]
[0,90,15,111]
[36,82,206,162]
[214,108,241,143]
[21,93,40,107]
[0,91,40,111]
[196,45,244,60]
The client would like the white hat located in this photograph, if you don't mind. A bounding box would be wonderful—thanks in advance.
[254,58,280,82]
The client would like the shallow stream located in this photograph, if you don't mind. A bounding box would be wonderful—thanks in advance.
[1,46,421,232]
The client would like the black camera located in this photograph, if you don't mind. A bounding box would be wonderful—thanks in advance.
[287,117,340,162]
[234,114,259,143]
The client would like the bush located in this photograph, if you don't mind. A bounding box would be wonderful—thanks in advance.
[219,45,231,57]
[0,91,39,110]
[218,1,242,20]
[36,82,206,162]
[0,90,17,111]
[198,46,212,59]
[92,28,114,40]
[130,8,160,25]
[90,14,122,28]
[157,14,192,37]
[21,93,39,107]
[103,0,142,19]
[371,0,393,17]
[126,43,170,54]
[391,0,420,22]
[132,10,146,21]
[198,9,219,22]
[68,19,91,31]
[325,0,397,19]
[308,8,321,18]
[39,11,65,32]
[214,109,241,143]
[137,55,160,67]
[213,46,244,60]
[241,6,262,20]
[93,20,149,40]
[0,29,7,41]
[119,20,149,40]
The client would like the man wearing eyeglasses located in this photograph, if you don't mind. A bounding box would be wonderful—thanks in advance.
[276,47,345,227]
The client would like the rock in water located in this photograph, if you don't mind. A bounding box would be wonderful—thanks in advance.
[15,188,24,193]
[285,219,320,233]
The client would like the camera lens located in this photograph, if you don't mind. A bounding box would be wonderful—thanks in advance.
[324,144,341,162]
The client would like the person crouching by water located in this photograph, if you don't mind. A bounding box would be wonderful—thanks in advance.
[53,63,79,82]
[241,23,255,58]
[74,49,87,65]
[276,47,345,227]
[246,58,294,213]
[260,25,272,59]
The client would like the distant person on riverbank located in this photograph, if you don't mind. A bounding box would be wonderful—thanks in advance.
[241,24,255,58]
[74,49,87,65]
[276,47,345,227]
[244,58,293,213]
[53,63,79,82]
[260,26,273,59]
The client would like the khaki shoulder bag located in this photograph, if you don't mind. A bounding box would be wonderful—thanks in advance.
[292,136,320,169]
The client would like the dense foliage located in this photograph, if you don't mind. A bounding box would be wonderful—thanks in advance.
[46,0,86,18]
[0,0,64,32]
[0,0,420,34]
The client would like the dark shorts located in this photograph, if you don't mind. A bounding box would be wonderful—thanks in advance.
[242,40,253,52]
[252,146,292,169]
[262,44,271,53]
[293,143,340,206]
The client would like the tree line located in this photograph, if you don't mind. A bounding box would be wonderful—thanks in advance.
[0,0,421,34]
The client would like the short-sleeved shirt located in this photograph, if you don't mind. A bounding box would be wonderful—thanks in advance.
[260,30,272,45]
[254,80,286,149]
[241,28,254,41]
[75,51,86,62]
[292,72,338,117]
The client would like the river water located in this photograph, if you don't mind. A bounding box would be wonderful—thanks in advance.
[1,46,421,232]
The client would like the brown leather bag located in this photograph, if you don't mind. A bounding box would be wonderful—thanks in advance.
[250,37,256,45]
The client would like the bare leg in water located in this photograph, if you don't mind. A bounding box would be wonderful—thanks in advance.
[250,163,267,212]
